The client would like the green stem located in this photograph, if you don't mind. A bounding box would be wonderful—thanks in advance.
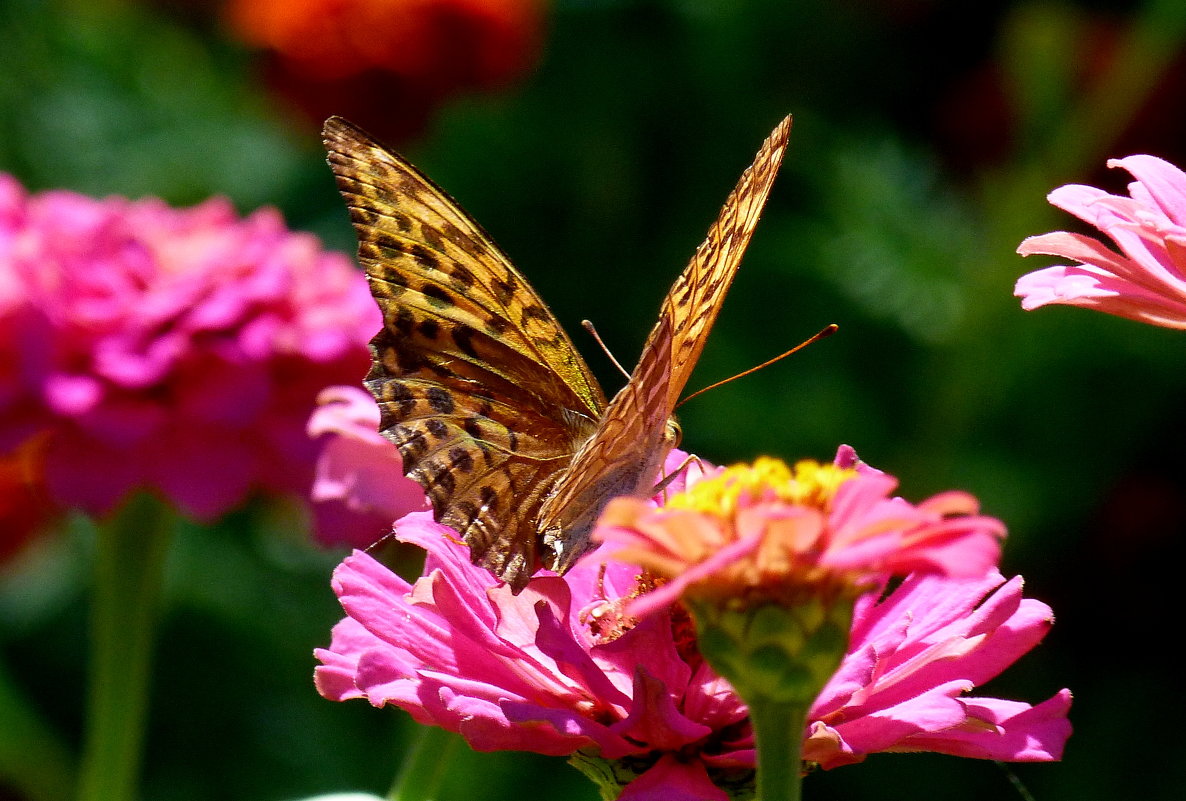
[386,725,462,801]
[0,658,75,801]
[748,699,807,801]
[76,494,174,801]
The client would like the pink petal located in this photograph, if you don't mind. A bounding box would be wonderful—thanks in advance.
[617,755,729,801]
[1017,155,1186,329]
[899,689,1073,761]
[612,668,711,751]
[1110,155,1186,227]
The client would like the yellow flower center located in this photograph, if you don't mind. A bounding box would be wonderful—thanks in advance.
[666,457,856,517]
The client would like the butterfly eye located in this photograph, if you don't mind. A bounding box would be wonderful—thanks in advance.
[665,418,682,448]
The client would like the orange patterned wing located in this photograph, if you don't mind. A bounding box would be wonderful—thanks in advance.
[324,117,608,590]
[538,115,793,572]
[659,114,793,407]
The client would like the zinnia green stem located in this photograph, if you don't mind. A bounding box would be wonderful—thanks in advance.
[749,699,807,801]
[77,493,173,801]
[387,725,462,801]
[686,595,852,801]
[0,658,75,801]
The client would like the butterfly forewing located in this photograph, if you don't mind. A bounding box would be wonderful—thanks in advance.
[658,115,793,409]
[325,118,606,418]
[324,117,607,588]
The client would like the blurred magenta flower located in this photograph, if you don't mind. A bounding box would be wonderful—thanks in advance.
[307,384,428,548]
[597,447,1006,618]
[1016,154,1186,328]
[0,174,378,520]
[224,0,545,142]
[315,454,1068,800]
[804,570,1071,769]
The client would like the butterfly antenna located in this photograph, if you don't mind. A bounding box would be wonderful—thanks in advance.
[582,319,632,381]
[677,324,838,409]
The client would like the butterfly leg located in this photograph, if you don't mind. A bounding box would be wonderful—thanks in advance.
[652,452,705,502]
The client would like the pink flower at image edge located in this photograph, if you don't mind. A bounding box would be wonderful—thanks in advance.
[1016,154,1186,328]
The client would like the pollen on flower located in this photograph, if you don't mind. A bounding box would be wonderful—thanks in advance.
[666,456,856,517]
[579,565,670,644]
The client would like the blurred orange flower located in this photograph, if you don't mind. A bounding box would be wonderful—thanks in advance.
[0,435,58,563]
[225,0,546,140]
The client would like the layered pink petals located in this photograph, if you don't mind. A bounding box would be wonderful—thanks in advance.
[825,462,1004,577]
[804,571,1071,768]
[315,511,754,797]
[1016,154,1186,328]
[597,448,1005,616]
[306,385,428,548]
[0,175,377,519]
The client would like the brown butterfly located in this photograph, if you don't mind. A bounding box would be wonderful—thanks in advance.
[324,115,791,591]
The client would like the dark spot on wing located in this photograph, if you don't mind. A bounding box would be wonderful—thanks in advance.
[452,324,479,358]
[449,446,474,473]
[387,382,416,416]
[392,426,428,458]
[393,307,416,336]
[427,387,455,414]
[521,305,551,324]
[409,244,439,270]
[449,264,476,290]
[421,283,452,309]
[493,273,517,305]
[480,485,498,511]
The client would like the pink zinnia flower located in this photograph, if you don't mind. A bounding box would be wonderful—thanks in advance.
[307,384,429,549]
[0,174,378,520]
[315,454,1068,800]
[596,447,1005,617]
[1016,154,1186,328]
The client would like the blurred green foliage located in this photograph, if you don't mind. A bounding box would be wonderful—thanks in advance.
[4,0,1186,799]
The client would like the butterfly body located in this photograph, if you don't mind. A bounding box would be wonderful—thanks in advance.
[325,115,791,591]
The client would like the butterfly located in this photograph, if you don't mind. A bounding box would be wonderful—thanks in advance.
[324,114,791,591]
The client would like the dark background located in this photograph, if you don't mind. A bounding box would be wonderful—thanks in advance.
[3,0,1185,798]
